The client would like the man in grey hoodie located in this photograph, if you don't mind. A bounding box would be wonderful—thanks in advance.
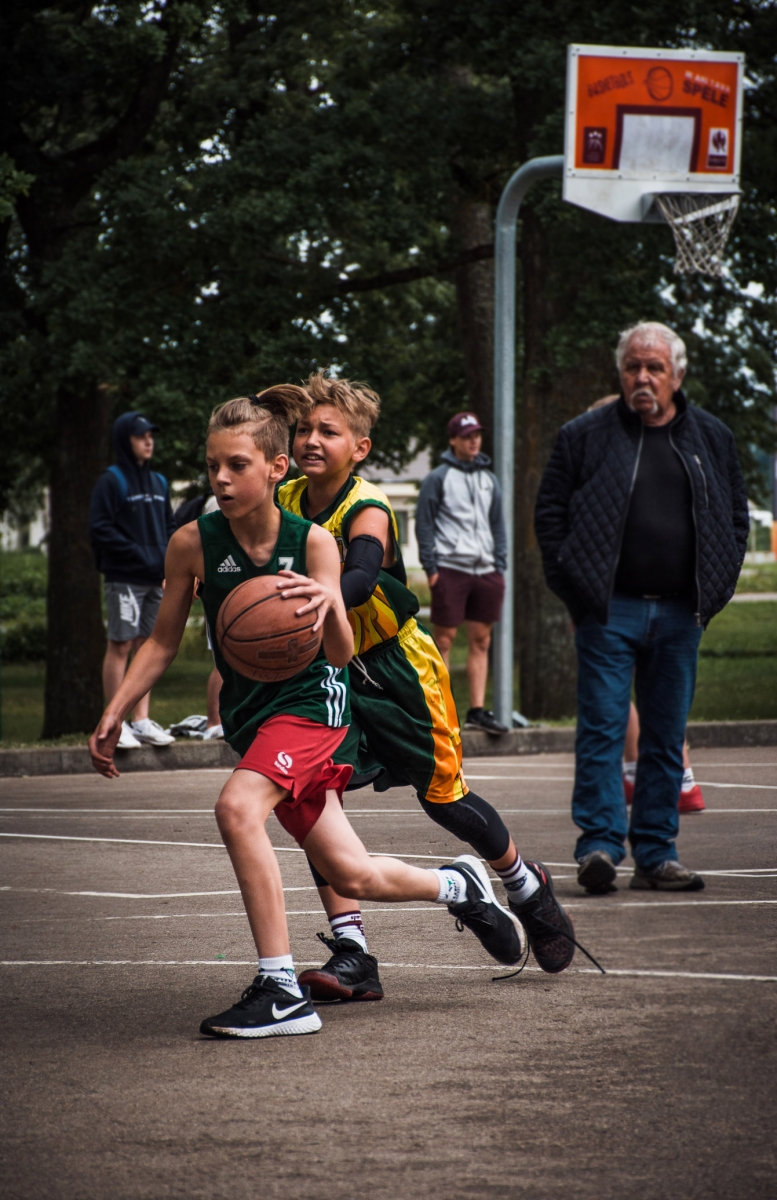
[416,412,508,735]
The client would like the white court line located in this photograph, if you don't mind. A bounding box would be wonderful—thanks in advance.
[2,835,774,876]
[1,960,774,982]
[0,885,313,898]
[0,832,451,861]
[8,897,777,924]
[468,777,777,790]
[697,782,777,791]
[465,775,574,781]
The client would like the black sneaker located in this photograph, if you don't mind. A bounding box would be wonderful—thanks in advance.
[199,976,322,1039]
[508,861,576,974]
[447,854,526,965]
[298,934,384,1002]
[464,708,510,735]
[577,850,618,895]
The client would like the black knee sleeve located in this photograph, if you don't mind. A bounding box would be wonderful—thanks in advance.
[307,855,329,888]
[419,791,511,862]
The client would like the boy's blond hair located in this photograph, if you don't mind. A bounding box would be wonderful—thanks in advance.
[305,371,380,439]
[208,385,308,460]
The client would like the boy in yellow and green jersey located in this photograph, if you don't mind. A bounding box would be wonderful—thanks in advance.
[277,373,585,1000]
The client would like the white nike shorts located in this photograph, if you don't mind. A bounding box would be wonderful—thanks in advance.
[105,581,163,643]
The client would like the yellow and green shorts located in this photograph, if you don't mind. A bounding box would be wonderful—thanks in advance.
[334,618,468,805]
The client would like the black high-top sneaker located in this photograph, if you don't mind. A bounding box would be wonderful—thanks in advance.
[299,934,384,1002]
[508,861,576,973]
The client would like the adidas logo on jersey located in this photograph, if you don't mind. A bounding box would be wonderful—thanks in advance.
[217,555,241,573]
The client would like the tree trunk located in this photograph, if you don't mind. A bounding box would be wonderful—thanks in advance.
[42,383,112,738]
[453,201,495,457]
[516,209,614,718]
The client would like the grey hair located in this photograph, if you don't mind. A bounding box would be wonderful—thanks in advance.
[615,322,687,379]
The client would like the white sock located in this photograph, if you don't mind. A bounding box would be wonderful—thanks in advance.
[431,867,468,906]
[623,761,637,782]
[681,767,695,791]
[495,852,540,905]
[258,954,302,998]
[330,911,368,953]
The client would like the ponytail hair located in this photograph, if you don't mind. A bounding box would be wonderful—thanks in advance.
[207,385,310,460]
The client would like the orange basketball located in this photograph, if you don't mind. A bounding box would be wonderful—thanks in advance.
[215,575,322,682]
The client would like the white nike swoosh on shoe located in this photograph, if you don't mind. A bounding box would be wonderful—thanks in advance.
[271,999,308,1020]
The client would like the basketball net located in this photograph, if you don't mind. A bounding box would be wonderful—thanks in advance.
[655,193,740,278]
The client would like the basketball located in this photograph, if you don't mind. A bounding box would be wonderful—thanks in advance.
[215,575,322,682]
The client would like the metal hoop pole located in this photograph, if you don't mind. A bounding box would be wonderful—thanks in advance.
[492,155,564,728]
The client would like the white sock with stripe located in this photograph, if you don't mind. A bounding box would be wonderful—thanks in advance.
[623,761,637,783]
[495,851,540,905]
[330,911,368,953]
[681,767,695,791]
[258,954,302,998]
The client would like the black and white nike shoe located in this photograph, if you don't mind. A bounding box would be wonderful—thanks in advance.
[199,976,322,1039]
[447,854,526,965]
[298,934,384,1002]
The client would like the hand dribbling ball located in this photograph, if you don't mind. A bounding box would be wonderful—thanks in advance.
[216,575,322,682]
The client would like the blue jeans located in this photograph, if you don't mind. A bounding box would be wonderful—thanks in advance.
[572,594,702,871]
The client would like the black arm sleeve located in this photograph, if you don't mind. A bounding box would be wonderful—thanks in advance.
[340,534,385,610]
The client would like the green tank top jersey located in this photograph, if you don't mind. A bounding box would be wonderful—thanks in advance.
[277,474,419,657]
[198,507,349,758]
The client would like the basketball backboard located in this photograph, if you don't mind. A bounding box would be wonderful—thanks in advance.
[564,45,744,222]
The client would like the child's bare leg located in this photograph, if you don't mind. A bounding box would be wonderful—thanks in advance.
[316,831,517,916]
[214,768,290,958]
[304,792,438,903]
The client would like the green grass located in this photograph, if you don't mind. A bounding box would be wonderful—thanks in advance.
[2,600,776,746]
[736,562,777,593]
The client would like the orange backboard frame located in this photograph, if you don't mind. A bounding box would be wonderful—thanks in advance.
[564,45,744,222]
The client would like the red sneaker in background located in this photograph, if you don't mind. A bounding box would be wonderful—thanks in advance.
[624,777,705,813]
[679,784,706,813]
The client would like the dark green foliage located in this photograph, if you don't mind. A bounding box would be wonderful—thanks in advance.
[0,1,775,725]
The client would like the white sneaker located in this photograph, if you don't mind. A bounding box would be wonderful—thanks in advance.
[117,721,143,749]
[202,724,224,741]
[130,718,176,746]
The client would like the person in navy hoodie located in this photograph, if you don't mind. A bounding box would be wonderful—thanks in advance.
[89,412,176,748]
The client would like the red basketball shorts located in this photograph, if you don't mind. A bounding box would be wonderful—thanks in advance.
[237,714,352,846]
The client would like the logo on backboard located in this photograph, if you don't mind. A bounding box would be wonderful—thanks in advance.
[582,127,607,164]
[706,128,729,169]
[644,65,674,102]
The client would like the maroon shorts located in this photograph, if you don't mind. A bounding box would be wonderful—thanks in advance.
[430,567,505,627]
[237,714,352,846]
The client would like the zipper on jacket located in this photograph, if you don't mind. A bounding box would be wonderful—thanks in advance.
[693,454,709,508]
[670,429,703,626]
[605,424,644,622]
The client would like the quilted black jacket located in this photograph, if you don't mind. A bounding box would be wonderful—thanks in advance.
[534,392,749,627]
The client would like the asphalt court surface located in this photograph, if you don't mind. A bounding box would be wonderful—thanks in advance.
[2,748,775,1199]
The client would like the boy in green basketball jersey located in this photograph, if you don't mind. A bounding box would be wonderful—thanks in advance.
[90,388,526,1039]
[278,374,584,1003]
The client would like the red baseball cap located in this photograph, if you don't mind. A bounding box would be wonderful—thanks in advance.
[448,411,483,438]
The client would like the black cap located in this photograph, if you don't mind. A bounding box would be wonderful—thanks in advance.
[129,415,159,436]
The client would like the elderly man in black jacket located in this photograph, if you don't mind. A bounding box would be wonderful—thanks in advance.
[535,321,748,894]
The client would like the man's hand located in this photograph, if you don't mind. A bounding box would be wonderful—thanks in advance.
[276,569,338,633]
[428,573,439,588]
[89,713,123,779]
